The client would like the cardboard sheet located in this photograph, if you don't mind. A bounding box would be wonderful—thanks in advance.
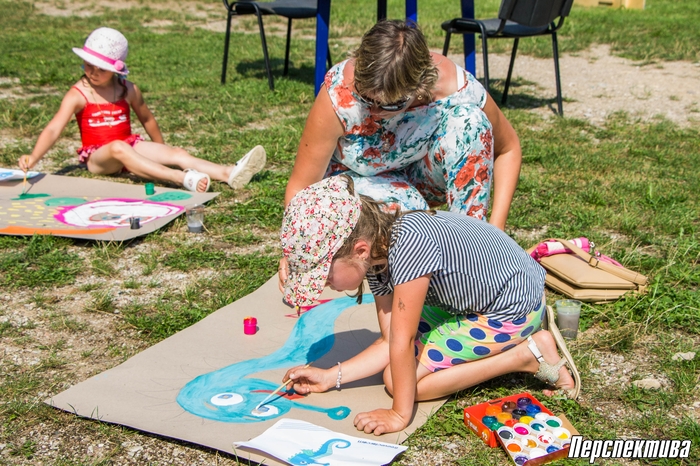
[47,276,447,465]
[0,173,218,240]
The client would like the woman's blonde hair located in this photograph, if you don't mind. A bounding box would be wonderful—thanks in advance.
[352,20,438,104]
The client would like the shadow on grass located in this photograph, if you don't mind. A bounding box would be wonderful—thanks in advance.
[486,78,564,116]
[233,59,317,88]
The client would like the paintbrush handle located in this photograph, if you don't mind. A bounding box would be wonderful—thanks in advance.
[256,363,312,409]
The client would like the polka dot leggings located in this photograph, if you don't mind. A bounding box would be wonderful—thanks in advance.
[414,301,545,372]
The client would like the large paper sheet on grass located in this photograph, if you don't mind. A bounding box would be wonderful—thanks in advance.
[0,172,218,240]
[47,276,447,465]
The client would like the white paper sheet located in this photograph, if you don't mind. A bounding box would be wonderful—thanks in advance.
[0,168,40,181]
[235,419,407,466]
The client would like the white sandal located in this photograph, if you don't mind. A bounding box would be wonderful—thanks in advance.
[183,169,211,193]
[227,145,266,189]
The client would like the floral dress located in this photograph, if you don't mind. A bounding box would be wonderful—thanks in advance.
[325,59,493,218]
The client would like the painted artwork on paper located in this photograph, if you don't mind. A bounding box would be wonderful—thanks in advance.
[0,173,218,240]
[236,419,408,466]
[0,168,40,181]
[55,199,182,228]
[176,297,365,423]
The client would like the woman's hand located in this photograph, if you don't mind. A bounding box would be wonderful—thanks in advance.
[278,256,289,293]
[353,408,409,435]
[18,155,34,171]
[283,365,335,394]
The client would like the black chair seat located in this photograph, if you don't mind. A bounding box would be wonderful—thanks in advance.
[442,18,550,38]
[441,0,574,116]
[235,0,317,19]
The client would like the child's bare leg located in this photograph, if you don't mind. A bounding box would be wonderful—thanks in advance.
[382,330,574,401]
[87,141,206,192]
[132,141,231,182]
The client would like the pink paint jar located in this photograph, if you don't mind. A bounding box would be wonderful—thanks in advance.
[243,317,257,335]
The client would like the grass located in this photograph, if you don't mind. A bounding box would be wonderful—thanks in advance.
[0,0,699,464]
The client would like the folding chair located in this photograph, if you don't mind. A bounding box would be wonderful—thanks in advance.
[222,0,332,90]
[442,0,574,115]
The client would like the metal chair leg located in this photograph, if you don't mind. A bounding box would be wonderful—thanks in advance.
[552,31,563,116]
[478,24,489,92]
[254,8,275,91]
[221,10,233,84]
[442,30,452,56]
[502,38,519,105]
[283,18,292,76]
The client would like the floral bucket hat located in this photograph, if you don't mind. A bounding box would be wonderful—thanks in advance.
[281,176,362,307]
[73,27,129,76]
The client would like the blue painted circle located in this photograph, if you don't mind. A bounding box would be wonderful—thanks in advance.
[473,346,490,356]
[512,316,527,325]
[501,344,517,352]
[520,325,535,337]
[466,313,479,321]
[418,321,432,333]
[451,358,466,365]
[469,328,486,340]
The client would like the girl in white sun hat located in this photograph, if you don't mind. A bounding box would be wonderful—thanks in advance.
[19,27,266,192]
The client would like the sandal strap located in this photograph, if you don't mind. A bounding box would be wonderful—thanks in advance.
[527,336,569,386]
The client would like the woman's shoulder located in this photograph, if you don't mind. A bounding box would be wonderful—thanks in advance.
[430,55,486,107]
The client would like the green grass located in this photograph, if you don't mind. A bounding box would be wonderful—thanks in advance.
[0,0,699,464]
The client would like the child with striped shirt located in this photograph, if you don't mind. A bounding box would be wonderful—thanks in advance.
[280,175,578,436]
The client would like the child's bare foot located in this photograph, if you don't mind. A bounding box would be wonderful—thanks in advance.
[523,331,576,396]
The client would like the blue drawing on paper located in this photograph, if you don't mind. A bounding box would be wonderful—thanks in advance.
[288,439,351,465]
[177,295,374,423]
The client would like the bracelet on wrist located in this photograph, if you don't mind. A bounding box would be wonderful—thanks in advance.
[335,362,342,389]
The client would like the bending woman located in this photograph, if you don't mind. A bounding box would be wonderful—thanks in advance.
[280,20,521,288]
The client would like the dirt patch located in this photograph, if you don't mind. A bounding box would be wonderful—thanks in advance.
[449,44,700,127]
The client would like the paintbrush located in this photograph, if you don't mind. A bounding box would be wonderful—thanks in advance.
[21,169,28,195]
[254,362,312,412]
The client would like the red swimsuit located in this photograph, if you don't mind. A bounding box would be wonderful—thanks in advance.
[73,86,143,163]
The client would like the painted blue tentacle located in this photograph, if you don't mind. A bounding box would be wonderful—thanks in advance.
[176,295,374,423]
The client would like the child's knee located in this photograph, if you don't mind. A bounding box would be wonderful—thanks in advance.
[107,140,131,159]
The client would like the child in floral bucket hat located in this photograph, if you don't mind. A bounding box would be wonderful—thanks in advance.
[280,175,579,435]
[19,27,266,193]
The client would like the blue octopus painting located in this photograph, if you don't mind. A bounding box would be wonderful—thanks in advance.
[176,295,373,423]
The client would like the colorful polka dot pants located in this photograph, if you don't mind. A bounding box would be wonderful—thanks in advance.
[415,301,545,372]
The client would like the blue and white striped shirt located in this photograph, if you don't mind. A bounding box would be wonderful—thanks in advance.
[366,211,545,322]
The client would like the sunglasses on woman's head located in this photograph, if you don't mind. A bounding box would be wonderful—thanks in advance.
[357,93,412,112]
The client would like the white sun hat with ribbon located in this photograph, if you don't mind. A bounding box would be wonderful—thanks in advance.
[72,27,129,76]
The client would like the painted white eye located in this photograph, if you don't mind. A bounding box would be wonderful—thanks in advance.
[251,405,279,417]
[210,393,243,406]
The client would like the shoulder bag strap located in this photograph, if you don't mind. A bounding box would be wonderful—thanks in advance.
[552,239,649,286]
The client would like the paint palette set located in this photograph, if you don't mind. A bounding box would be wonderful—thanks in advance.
[463,392,577,465]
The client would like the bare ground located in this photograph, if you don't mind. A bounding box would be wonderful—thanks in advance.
[2,2,699,465]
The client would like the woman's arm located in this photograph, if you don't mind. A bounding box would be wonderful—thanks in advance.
[354,274,430,435]
[284,85,344,206]
[19,88,85,170]
[284,293,393,392]
[482,93,521,230]
[279,85,345,291]
[128,82,164,144]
